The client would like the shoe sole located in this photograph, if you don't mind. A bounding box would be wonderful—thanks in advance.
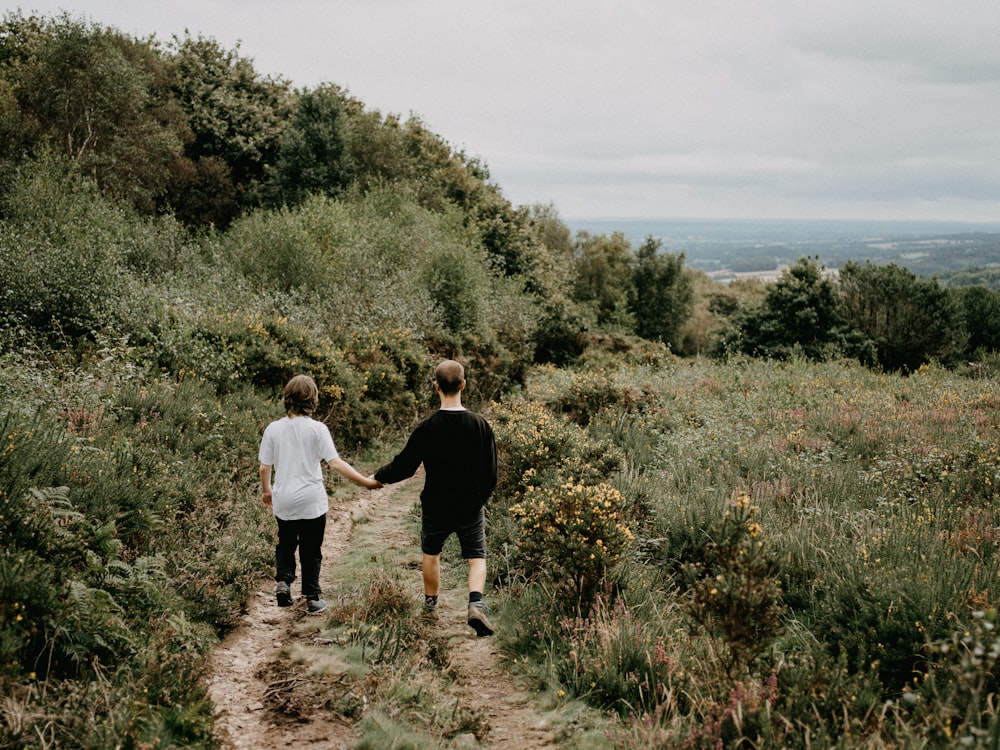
[467,610,494,637]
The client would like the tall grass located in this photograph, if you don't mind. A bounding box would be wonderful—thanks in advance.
[491,354,1000,747]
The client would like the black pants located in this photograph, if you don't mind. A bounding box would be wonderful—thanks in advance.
[275,513,326,600]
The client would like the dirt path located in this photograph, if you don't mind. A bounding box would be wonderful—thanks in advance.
[205,479,563,749]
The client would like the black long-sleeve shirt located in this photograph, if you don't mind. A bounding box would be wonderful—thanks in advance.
[375,408,498,520]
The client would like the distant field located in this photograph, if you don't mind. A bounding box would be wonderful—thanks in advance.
[567,217,1000,281]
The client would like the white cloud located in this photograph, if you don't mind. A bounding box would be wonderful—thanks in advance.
[8,0,1000,221]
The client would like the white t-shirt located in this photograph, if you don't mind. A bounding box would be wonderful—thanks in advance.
[258,416,339,520]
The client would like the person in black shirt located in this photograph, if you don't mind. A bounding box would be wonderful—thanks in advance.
[374,360,498,636]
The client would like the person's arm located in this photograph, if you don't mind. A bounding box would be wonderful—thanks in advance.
[374,424,425,485]
[329,457,382,489]
[259,463,273,508]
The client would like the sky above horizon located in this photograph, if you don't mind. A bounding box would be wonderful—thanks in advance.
[10,1,1000,223]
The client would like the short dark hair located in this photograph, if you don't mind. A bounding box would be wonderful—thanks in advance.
[283,374,319,415]
[434,359,465,395]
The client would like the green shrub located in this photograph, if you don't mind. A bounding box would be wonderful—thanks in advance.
[557,595,689,715]
[895,609,1000,746]
[677,493,785,674]
[511,481,633,607]
[488,397,623,504]
[0,156,183,341]
[527,365,645,426]
[0,548,64,677]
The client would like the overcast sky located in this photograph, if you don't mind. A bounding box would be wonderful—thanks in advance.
[12,1,1000,223]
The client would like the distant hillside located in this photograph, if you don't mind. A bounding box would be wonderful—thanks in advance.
[568,217,1000,282]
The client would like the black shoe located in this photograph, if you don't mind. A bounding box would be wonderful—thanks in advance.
[275,581,292,607]
[467,602,494,637]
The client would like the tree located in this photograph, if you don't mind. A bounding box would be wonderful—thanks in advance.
[525,203,589,364]
[732,257,864,362]
[166,33,291,223]
[838,261,967,371]
[0,12,184,213]
[267,85,354,207]
[951,285,1000,355]
[630,236,694,347]
[572,231,635,332]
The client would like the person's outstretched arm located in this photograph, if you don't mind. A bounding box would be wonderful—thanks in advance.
[329,457,382,489]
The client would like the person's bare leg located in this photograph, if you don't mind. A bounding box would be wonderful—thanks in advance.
[466,557,493,636]
[423,553,441,596]
[467,556,486,595]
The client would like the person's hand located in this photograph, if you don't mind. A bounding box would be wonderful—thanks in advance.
[365,476,383,490]
[262,490,273,508]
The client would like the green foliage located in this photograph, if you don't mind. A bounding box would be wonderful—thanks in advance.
[677,493,785,674]
[267,84,352,206]
[8,9,1000,747]
[421,229,491,337]
[511,481,634,607]
[630,237,694,348]
[732,256,861,362]
[488,397,623,503]
[557,595,690,715]
[0,547,63,677]
[954,285,1000,355]
[0,159,126,339]
[0,11,184,213]
[526,363,652,426]
[898,609,1000,746]
[166,32,291,222]
[222,199,340,294]
[839,260,968,371]
[572,230,635,332]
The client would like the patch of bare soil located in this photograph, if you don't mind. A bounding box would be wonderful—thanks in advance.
[206,478,563,749]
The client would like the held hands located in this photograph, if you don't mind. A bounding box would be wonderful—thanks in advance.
[261,489,273,508]
[364,475,383,490]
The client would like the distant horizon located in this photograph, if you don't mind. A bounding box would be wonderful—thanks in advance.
[566,216,1000,228]
[564,216,1000,242]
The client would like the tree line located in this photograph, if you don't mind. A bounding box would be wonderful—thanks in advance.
[2,10,998,376]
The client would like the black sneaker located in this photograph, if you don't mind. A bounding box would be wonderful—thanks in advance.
[467,602,494,637]
[306,597,327,615]
[275,581,292,607]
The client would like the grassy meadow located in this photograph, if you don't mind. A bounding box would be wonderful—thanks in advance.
[485,354,1000,748]
[6,312,1000,747]
[4,13,1000,747]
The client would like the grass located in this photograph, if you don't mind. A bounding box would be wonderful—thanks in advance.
[6,326,1000,748]
[488,355,1000,747]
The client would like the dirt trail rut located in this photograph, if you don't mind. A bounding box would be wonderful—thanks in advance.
[205,480,561,749]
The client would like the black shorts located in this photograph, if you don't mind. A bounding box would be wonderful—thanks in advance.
[421,506,486,559]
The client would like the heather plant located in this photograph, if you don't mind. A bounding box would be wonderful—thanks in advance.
[526,363,652,426]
